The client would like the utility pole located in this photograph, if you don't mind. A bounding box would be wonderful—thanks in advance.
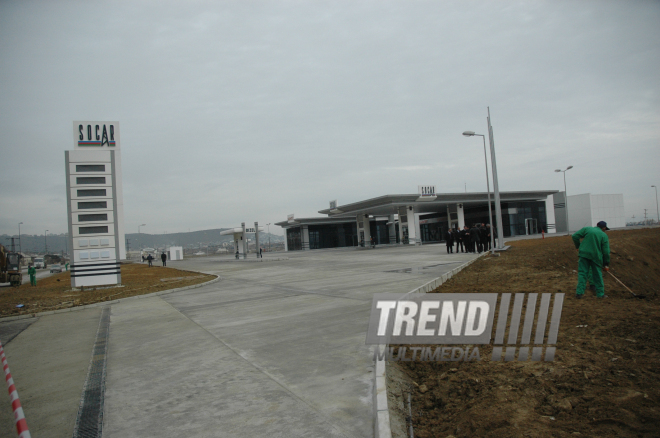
[44,229,49,254]
[644,209,648,226]
[18,222,23,255]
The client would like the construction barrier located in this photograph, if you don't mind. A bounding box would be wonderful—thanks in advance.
[0,340,31,438]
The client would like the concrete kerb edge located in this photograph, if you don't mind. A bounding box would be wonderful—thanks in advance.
[0,275,222,322]
[373,252,488,438]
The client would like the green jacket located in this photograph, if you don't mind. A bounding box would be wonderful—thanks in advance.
[28,266,36,276]
[572,226,610,267]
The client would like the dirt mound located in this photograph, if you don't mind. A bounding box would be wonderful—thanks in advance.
[389,228,660,438]
[0,263,215,317]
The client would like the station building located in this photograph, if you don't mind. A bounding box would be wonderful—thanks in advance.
[277,190,558,251]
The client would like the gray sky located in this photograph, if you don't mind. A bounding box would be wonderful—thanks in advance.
[1,0,659,237]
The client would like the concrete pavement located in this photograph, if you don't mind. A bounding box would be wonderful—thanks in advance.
[0,244,478,437]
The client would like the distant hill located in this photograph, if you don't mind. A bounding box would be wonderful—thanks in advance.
[1,228,284,255]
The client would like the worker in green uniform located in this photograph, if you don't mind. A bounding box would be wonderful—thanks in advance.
[572,221,610,299]
[28,264,37,286]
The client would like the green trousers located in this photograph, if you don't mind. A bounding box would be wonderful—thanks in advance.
[30,275,36,286]
[576,257,604,297]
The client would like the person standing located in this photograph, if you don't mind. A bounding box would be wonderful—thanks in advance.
[259,247,263,258]
[161,252,167,267]
[28,264,37,286]
[573,221,611,299]
[475,224,483,253]
[462,226,470,252]
[147,254,153,267]
[470,224,481,253]
[480,224,488,252]
[445,228,454,253]
[485,224,492,251]
[451,227,457,253]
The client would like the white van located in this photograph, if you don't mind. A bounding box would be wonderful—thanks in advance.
[34,257,46,269]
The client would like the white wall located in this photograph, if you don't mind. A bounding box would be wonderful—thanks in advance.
[567,193,626,232]
[590,194,625,229]
[567,193,593,232]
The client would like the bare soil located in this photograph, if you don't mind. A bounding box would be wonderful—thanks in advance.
[389,228,660,438]
[0,263,215,317]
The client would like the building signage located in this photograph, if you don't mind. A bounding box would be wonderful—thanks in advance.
[418,185,436,197]
[66,121,125,288]
[245,228,256,233]
[287,214,295,221]
[330,200,337,209]
[74,122,119,148]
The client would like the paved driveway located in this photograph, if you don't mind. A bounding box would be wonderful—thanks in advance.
[0,245,477,438]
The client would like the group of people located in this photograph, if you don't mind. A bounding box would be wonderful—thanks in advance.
[444,224,494,254]
[142,253,167,267]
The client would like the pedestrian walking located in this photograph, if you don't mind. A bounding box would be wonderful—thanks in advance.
[573,221,611,299]
[142,255,145,263]
[161,252,167,267]
[485,224,492,251]
[147,254,153,267]
[259,247,263,258]
[445,228,454,253]
[28,264,36,286]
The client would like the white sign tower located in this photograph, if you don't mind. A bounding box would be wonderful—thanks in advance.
[65,121,126,287]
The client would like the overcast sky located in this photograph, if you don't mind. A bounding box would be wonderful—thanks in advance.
[1,0,659,237]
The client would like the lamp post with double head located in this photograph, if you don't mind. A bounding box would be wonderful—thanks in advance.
[555,166,573,234]
[462,131,495,254]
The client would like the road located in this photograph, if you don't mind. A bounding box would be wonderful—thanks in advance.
[0,244,478,438]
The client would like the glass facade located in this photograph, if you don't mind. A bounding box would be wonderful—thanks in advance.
[286,199,549,250]
[501,201,548,237]
[286,228,302,251]
[419,213,447,243]
[309,223,358,249]
[417,201,548,241]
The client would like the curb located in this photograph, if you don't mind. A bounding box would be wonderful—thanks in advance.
[0,275,221,322]
[373,252,487,438]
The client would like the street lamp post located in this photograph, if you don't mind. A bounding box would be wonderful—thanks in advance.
[485,108,506,249]
[267,223,271,252]
[462,131,495,255]
[18,222,23,255]
[555,166,573,234]
[44,229,49,254]
[138,224,146,250]
[652,185,659,225]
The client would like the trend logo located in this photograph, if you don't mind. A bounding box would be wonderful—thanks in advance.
[367,293,564,362]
